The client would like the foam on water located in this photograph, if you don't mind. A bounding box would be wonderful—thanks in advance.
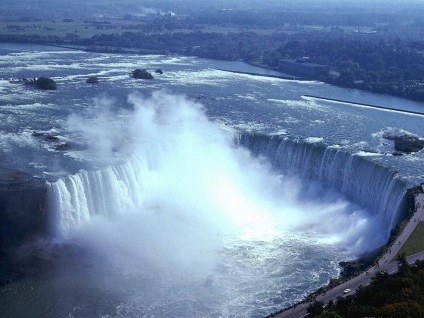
[2,45,424,317]
[43,92,405,317]
[305,137,325,143]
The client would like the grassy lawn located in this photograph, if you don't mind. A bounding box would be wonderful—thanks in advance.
[395,221,424,259]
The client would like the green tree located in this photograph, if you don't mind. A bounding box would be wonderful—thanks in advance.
[316,311,343,318]
[397,253,411,275]
[307,300,325,316]
[378,300,424,318]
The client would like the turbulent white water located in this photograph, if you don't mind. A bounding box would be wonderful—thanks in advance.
[49,92,285,240]
[238,134,408,231]
[1,44,422,317]
[42,92,407,317]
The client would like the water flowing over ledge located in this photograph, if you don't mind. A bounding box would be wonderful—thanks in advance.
[236,134,408,235]
[36,132,410,317]
[47,155,152,236]
[49,132,408,241]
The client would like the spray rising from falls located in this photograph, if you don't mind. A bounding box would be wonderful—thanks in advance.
[238,134,408,233]
[49,92,283,240]
[43,91,410,316]
[48,92,403,263]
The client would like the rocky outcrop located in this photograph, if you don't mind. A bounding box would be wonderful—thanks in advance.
[35,77,57,90]
[131,68,154,79]
[384,134,424,154]
[9,77,57,90]
[32,130,87,152]
[0,168,50,285]
[86,76,99,84]
[0,168,48,253]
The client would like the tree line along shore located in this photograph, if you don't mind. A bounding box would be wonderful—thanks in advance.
[2,18,424,103]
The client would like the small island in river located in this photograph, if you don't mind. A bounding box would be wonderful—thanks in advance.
[2,1,424,102]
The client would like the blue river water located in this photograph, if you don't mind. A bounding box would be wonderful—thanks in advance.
[0,43,424,317]
[1,43,424,183]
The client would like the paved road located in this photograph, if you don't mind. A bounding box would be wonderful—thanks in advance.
[272,193,424,318]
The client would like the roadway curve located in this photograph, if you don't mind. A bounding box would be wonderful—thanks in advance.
[272,192,424,318]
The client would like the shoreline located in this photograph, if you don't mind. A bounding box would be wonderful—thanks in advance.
[2,41,424,316]
[303,94,424,117]
[215,68,303,81]
[3,40,424,104]
[268,186,424,318]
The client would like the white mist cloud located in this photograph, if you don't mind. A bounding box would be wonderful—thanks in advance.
[45,90,395,316]
[65,95,133,163]
[58,91,386,280]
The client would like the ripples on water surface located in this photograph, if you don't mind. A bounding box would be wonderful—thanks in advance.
[0,44,424,317]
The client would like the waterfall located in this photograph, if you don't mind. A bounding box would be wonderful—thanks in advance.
[237,134,408,232]
[48,132,408,240]
[48,154,157,236]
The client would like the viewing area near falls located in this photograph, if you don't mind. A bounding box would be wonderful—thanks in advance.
[395,222,424,258]
[394,185,424,259]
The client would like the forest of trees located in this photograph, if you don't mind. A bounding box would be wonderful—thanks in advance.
[263,33,424,101]
[3,27,424,101]
[2,1,424,100]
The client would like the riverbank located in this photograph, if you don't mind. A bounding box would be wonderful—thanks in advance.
[3,39,424,105]
[268,185,424,318]
[0,168,49,286]
[303,95,424,117]
[216,68,301,81]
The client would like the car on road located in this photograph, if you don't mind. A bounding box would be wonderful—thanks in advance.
[343,288,351,294]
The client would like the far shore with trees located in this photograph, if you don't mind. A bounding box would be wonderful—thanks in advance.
[2,8,424,102]
[2,2,424,315]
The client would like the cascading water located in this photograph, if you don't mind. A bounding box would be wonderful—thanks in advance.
[1,44,423,318]
[48,155,150,235]
[237,134,408,235]
[42,92,408,317]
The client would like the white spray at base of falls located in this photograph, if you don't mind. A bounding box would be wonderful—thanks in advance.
[48,92,283,241]
[237,134,408,234]
[43,91,409,317]
[48,91,401,273]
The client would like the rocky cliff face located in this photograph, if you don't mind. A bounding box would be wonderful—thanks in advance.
[0,168,48,253]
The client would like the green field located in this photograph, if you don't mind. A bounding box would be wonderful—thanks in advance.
[395,221,424,259]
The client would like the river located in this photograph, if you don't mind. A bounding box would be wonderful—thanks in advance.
[0,43,423,317]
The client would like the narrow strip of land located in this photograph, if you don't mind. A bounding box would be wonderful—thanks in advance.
[272,193,424,318]
[216,69,300,81]
[303,95,424,117]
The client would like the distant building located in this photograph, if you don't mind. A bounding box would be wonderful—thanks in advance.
[278,58,329,78]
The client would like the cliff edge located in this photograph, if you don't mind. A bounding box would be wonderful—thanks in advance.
[0,168,48,253]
